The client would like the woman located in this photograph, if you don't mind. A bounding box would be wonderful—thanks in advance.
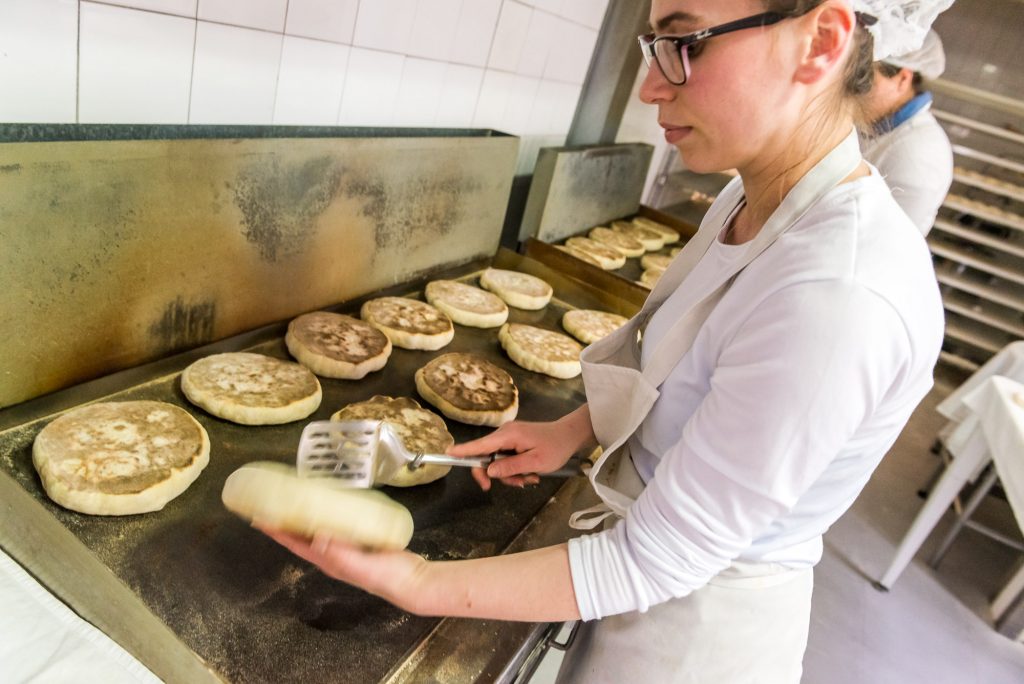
[261,1,947,680]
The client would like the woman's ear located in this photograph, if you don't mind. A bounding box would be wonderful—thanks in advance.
[793,2,856,85]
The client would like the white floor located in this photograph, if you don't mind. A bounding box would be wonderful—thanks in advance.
[530,370,1024,683]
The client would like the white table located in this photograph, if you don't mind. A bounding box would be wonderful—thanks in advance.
[877,375,1024,628]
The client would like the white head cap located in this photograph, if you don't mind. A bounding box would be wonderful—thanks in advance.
[885,29,946,80]
[850,0,954,63]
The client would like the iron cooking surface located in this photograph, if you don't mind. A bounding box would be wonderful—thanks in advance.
[0,274,587,683]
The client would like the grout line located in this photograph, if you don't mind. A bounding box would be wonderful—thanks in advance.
[269,0,290,123]
[185,14,198,123]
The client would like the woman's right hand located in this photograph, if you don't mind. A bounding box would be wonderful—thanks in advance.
[447,405,596,491]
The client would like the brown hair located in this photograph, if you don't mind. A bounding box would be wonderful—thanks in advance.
[764,0,875,123]
[878,62,926,94]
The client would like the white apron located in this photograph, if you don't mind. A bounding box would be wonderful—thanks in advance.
[553,131,863,684]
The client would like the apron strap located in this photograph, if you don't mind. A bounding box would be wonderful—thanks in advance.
[568,503,615,530]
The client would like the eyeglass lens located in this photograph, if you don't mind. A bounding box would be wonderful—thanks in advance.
[654,38,691,85]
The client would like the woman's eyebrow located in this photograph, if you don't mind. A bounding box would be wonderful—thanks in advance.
[653,10,701,32]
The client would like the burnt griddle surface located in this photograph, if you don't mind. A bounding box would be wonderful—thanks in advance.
[0,281,586,684]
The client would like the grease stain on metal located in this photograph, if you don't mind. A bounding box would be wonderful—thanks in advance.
[343,173,482,250]
[0,163,21,174]
[230,155,343,262]
[148,296,216,354]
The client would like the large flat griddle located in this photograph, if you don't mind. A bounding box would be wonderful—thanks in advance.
[0,251,625,683]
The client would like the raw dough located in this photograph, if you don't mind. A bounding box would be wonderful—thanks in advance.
[222,462,413,550]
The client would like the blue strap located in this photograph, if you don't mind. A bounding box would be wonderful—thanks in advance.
[875,92,933,134]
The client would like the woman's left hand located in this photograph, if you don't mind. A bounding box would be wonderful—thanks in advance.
[257,525,428,613]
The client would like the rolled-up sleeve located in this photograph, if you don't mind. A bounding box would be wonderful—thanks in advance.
[568,280,909,620]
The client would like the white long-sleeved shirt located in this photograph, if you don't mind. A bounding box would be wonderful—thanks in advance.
[568,171,944,621]
[861,104,953,235]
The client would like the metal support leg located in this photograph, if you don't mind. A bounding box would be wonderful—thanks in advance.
[928,466,1000,568]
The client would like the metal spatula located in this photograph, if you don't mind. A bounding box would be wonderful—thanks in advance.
[296,419,582,486]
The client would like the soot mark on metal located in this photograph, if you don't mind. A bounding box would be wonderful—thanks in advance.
[343,173,482,251]
[566,154,646,203]
[0,163,21,174]
[148,296,216,355]
[230,156,343,262]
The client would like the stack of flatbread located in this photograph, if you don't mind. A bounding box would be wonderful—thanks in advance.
[562,310,629,345]
[182,352,322,425]
[479,268,553,310]
[331,396,454,487]
[33,401,210,515]
[589,226,644,257]
[612,220,664,251]
[361,297,454,351]
[415,352,518,426]
[564,237,626,270]
[286,311,392,379]
[498,323,582,379]
[425,279,509,328]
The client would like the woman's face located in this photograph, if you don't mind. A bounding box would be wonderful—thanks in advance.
[640,0,805,174]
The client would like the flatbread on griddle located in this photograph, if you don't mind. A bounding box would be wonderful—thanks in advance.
[498,323,582,379]
[331,396,454,487]
[424,279,508,328]
[33,401,210,515]
[360,297,454,351]
[479,268,553,310]
[286,311,392,379]
[182,352,322,425]
[415,353,518,427]
[562,309,629,345]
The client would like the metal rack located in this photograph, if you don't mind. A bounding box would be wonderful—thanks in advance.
[930,84,1024,372]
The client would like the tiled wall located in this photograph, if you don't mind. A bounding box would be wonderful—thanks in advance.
[0,0,609,173]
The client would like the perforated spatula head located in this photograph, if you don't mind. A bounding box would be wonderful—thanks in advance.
[296,419,497,486]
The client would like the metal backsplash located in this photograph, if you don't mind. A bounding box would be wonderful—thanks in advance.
[0,128,518,408]
[518,142,653,244]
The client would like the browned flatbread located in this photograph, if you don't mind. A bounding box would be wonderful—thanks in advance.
[181,352,322,425]
[498,323,582,379]
[565,237,627,270]
[286,311,392,379]
[32,401,210,515]
[331,396,454,487]
[415,353,518,427]
[556,244,603,268]
[612,220,665,251]
[641,253,673,271]
[562,309,629,345]
[632,217,681,244]
[479,268,553,310]
[424,279,508,328]
[361,297,454,351]
[589,227,645,257]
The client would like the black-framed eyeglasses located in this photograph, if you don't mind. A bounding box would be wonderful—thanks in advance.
[638,11,800,86]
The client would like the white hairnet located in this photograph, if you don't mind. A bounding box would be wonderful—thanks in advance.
[850,0,955,63]
[885,29,946,79]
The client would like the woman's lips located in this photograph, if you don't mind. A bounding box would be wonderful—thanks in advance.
[662,125,692,143]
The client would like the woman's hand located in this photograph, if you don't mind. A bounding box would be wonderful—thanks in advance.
[257,525,430,614]
[448,404,596,491]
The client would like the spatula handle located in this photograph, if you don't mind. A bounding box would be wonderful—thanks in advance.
[412,453,585,478]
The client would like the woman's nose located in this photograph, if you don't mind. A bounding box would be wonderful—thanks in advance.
[638,61,674,105]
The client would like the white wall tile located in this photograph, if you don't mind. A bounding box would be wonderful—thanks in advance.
[543,20,595,84]
[517,9,558,77]
[97,0,197,16]
[406,0,462,62]
[337,47,405,125]
[190,22,282,124]
[0,0,78,122]
[197,0,287,32]
[501,74,540,134]
[451,0,502,67]
[284,0,359,44]
[560,0,607,29]
[352,0,416,52]
[530,0,564,16]
[392,57,446,126]
[487,1,531,72]
[435,63,483,128]
[79,3,195,124]
[273,36,349,125]
[473,69,513,130]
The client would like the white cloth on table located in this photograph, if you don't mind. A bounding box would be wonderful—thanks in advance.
[0,549,160,684]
